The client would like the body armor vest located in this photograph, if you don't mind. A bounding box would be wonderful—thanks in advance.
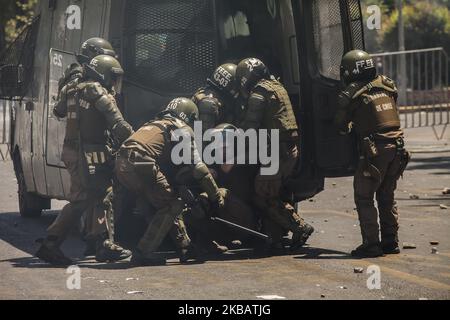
[352,76,401,137]
[253,79,298,132]
[64,81,109,145]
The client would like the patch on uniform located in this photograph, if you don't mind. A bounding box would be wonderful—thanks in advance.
[78,98,90,109]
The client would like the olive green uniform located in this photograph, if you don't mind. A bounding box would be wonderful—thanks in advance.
[240,78,306,242]
[116,117,222,257]
[48,80,133,245]
[334,75,410,247]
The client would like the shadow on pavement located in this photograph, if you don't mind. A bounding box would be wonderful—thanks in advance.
[293,246,353,260]
[407,155,450,171]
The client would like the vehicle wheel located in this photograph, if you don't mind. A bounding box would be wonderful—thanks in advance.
[15,157,50,218]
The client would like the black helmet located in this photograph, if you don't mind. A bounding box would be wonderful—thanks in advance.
[85,55,124,94]
[340,50,377,85]
[76,37,117,65]
[236,58,270,97]
[161,97,199,127]
[207,63,238,98]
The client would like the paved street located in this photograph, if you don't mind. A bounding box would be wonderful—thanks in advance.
[0,126,449,300]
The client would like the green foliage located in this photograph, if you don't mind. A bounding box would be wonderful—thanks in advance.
[6,0,38,43]
[381,1,450,53]
[0,0,37,52]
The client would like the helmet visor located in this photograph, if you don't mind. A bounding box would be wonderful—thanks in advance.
[111,73,123,95]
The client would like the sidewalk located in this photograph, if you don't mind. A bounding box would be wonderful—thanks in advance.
[404,125,450,153]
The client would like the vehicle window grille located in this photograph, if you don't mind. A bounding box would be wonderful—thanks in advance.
[312,0,345,80]
[123,0,217,95]
[0,16,40,99]
[347,0,365,50]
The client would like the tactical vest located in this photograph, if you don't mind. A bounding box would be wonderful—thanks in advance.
[253,79,298,132]
[64,81,109,145]
[64,80,81,143]
[126,117,196,165]
[351,76,401,137]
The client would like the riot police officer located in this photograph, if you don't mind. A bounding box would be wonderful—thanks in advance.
[36,55,134,266]
[334,50,410,258]
[115,98,225,266]
[58,37,117,91]
[192,63,242,131]
[235,58,315,251]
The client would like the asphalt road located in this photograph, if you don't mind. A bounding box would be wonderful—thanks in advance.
[0,130,449,300]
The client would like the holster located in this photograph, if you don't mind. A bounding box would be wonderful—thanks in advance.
[395,137,411,179]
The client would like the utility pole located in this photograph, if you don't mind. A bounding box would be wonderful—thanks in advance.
[397,0,407,105]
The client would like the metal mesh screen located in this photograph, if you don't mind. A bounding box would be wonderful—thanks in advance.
[347,0,365,50]
[124,0,217,94]
[312,0,345,80]
[0,16,40,99]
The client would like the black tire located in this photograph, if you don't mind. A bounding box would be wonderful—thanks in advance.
[14,156,51,218]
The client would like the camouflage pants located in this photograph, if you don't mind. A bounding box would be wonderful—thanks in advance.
[115,148,189,255]
[354,143,403,246]
[47,145,112,244]
[253,144,305,241]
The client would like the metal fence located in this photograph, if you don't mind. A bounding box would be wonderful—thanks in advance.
[372,48,450,130]
[0,100,11,160]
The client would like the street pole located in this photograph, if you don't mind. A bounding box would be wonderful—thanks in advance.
[397,0,407,105]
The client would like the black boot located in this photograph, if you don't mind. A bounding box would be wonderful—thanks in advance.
[382,242,401,255]
[179,243,206,264]
[95,239,132,263]
[130,249,167,266]
[83,238,97,257]
[351,243,384,258]
[291,223,315,251]
[35,237,73,266]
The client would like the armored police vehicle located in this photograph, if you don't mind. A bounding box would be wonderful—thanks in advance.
[0,0,365,218]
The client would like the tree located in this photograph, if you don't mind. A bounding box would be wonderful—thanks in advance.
[380,1,450,54]
[0,0,37,53]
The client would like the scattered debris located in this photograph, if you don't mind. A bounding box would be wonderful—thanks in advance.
[440,204,448,210]
[332,183,337,187]
[320,294,326,298]
[430,241,439,246]
[431,247,439,255]
[402,243,417,249]
[309,199,315,202]
[126,278,139,281]
[338,286,348,290]
[99,280,109,284]
[409,194,420,200]
[127,291,144,295]
[338,234,344,239]
[257,295,286,300]
[442,188,450,195]
[324,219,329,223]
[354,267,364,274]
